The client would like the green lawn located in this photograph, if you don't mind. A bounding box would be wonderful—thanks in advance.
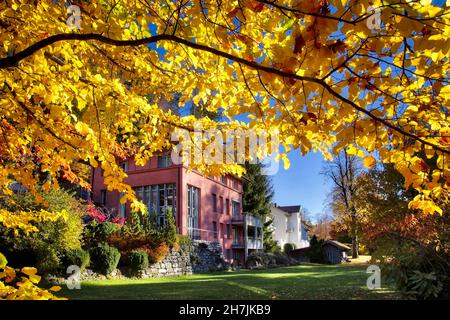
[59,264,400,300]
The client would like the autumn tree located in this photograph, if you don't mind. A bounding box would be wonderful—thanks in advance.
[1,0,450,298]
[322,150,362,257]
[356,163,450,299]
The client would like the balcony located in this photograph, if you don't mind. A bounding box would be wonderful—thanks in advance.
[231,213,263,227]
[247,237,263,250]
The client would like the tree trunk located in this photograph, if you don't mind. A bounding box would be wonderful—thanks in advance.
[351,212,359,258]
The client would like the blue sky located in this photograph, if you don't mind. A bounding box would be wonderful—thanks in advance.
[270,151,331,221]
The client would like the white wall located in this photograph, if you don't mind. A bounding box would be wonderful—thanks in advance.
[269,206,309,249]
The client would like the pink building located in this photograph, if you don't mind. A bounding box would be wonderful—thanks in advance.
[91,154,263,263]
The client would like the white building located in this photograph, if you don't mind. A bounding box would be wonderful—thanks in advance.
[269,204,310,249]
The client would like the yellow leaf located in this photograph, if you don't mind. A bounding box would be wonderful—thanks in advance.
[21,267,37,276]
[363,155,376,169]
[0,252,7,268]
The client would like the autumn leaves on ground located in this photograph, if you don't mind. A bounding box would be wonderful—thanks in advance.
[1,0,450,300]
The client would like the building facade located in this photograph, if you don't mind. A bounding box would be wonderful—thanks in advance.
[91,154,262,263]
[269,204,310,249]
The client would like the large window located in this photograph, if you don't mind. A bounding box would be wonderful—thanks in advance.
[133,184,176,227]
[187,185,200,240]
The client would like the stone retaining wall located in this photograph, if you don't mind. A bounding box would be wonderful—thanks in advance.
[49,240,228,283]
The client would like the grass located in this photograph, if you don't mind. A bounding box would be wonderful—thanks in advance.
[59,263,400,300]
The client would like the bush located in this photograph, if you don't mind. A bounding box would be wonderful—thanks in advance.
[90,243,121,275]
[0,189,85,273]
[125,250,149,272]
[283,243,296,254]
[164,209,177,247]
[307,235,327,263]
[175,235,192,253]
[64,248,90,271]
[144,243,170,263]
[245,251,296,269]
[84,221,120,247]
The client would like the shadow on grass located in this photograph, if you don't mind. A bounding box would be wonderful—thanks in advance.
[60,264,400,300]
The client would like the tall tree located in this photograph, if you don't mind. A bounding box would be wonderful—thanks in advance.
[242,162,275,251]
[322,150,362,258]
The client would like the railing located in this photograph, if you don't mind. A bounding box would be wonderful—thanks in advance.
[247,237,263,250]
[181,227,219,241]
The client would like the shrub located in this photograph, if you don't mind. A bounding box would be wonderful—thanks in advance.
[246,251,290,269]
[307,235,327,263]
[175,235,192,253]
[164,209,177,247]
[144,243,170,263]
[64,248,90,271]
[85,203,126,225]
[90,243,121,275]
[0,189,85,273]
[84,221,120,247]
[125,250,149,272]
[283,243,296,254]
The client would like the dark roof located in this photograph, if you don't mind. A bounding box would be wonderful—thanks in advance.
[277,205,301,213]
[323,240,351,251]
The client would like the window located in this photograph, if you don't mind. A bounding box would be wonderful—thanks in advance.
[212,221,217,239]
[119,161,128,172]
[158,153,172,168]
[133,183,176,227]
[232,178,238,190]
[187,185,200,240]
[221,176,227,184]
[212,194,217,212]
[226,199,230,215]
[219,196,224,214]
[227,224,231,239]
[220,223,225,238]
[100,190,107,206]
[232,200,240,217]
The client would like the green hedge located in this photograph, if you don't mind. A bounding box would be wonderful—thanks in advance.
[90,243,121,275]
[64,248,90,271]
[126,250,149,272]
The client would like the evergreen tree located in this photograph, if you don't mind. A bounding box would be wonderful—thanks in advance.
[242,162,277,251]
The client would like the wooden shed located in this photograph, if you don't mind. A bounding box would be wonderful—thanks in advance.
[323,240,351,264]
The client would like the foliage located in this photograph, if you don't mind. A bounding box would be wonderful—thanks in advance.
[322,150,362,258]
[175,235,192,253]
[0,253,64,300]
[0,0,448,218]
[163,209,177,248]
[242,162,276,252]
[90,243,121,275]
[357,164,450,299]
[83,221,121,247]
[283,243,296,254]
[0,189,84,273]
[307,235,327,264]
[86,203,125,225]
[0,216,63,300]
[245,251,297,269]
[125,250,149,272]
[144,242,170,264]
[64,248,90,272]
